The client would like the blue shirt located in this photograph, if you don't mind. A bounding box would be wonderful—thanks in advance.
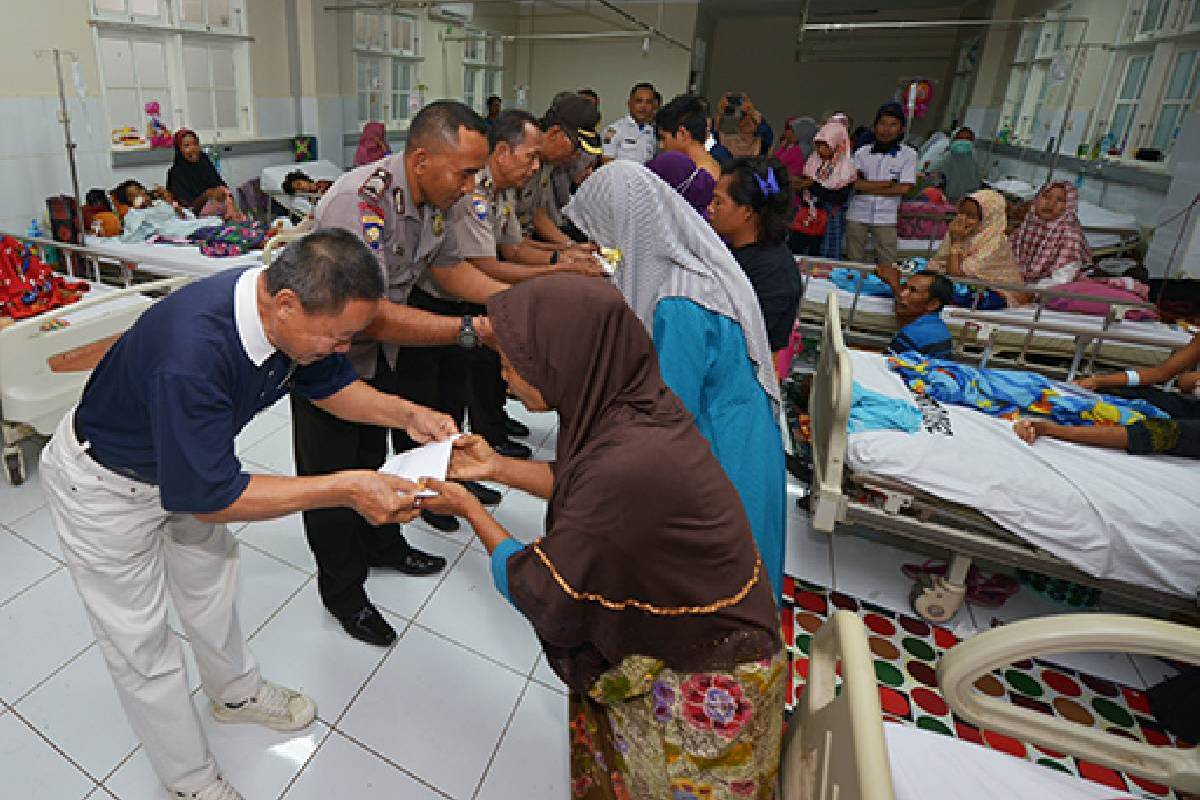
[652,297,787,600]
[75,267,358,514]
[890,312,953,356]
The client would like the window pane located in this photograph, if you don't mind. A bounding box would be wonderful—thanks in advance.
[100,37,135,86]
[1192,0,1200,25]
[209,0,231,27]
[1140,0,1165,33]
[132,40,168,85]
[181,0,204,24]
[211,47,235,87]
[188,88,214,130]
[1120,56,1149,99]
[398,18,414,52]
[393,61,411,90]
[214,89,237,128]
[107,88,140,129]
[1152,104,1183,150]
[96,0,125,11]
[1109,103,1134,144]
[129,0,159,15]
[1166,51,1198,98]
[358,92,368,122]
[183,45,210,87]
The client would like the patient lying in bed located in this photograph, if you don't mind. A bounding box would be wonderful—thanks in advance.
[1015,333,1200,459]
[112,180,224,244]
[874,266,955,356]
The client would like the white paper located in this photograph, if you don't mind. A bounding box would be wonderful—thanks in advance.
[378,435,461,496]
[594,252,616,275]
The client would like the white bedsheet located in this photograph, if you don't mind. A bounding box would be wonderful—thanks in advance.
[261,160,343,217]
[84,235,261,277]
[887,724,1136,800]
[845,349,1200,596]
[803,276,896,316]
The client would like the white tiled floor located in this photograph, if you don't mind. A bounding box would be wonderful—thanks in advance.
[0,401,1179,798]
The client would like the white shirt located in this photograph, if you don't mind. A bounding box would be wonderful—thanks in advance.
[846,143,918,226]
[602,114,657,163]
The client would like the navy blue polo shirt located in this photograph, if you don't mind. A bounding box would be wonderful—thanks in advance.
[75,266,358,514]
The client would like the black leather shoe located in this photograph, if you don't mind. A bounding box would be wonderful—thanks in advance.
[504,417,530,438]
[337,603,396,647]
[421,509,460,532]
[460,480,501,506]
[491,438,533,459]
[391,546,448,576]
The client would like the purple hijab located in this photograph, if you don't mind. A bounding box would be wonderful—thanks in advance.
[646,151,716,218]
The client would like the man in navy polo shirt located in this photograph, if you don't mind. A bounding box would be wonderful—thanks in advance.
[39,229,456,800]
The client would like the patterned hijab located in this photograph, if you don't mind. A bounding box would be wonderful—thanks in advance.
[354,122,391,167]
[487,276,781,692]
[564,160,781,415]
[1011,181,1093,283]
[803,121,858,189]
[940,189,1025,303]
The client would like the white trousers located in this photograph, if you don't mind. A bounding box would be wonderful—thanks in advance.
[40,410,261,794]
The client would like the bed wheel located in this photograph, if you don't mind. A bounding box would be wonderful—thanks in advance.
[910,576,966,623]
[4,449,25,486]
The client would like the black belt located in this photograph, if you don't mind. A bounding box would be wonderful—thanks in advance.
[73,411,158,486]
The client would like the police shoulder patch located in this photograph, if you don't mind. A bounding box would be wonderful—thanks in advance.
[470,194,489,222]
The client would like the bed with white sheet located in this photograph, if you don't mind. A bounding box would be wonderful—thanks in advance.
[798,269,1190,370]
[83,235,261,279]
[781,611,1200,799]
[806,294,1200,622]
[0,276,189,484]
[260,159,343,218]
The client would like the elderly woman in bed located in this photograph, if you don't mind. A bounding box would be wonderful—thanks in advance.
[1015,333,1200,459]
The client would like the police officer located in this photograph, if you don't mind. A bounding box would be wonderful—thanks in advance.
[294,100,509,647]
[602,81,658,164]
[516,95,604,248]
[39,230,454,800]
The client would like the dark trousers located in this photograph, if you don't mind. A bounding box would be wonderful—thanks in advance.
[393,287,508,450]
[1111,386,1200,459]
[291,351,413,618]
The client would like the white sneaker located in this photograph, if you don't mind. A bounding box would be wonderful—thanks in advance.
[210,681,316,732]
[173,775,243,800]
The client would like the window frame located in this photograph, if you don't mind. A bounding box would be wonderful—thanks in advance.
[1104,52,1153,155]
[352,10,423,130]
[1149,46,1200,153]
[460,27,504,114]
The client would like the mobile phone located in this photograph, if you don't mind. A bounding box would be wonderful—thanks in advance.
[727,93,743,107]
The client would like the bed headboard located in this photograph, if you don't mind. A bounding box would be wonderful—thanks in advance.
[809,293,853,533]
[780,611,896,800]
[939,613,1200,793]
[261,218,315,266]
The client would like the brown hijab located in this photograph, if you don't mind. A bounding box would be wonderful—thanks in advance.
[487,275,781,694]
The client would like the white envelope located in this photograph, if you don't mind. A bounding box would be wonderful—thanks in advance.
[378,435,461,496]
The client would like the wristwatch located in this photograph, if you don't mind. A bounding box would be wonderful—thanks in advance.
[457,315,480,349]
[549,250,560,265]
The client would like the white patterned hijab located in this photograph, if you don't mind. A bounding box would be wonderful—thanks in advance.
[563,160,781,414]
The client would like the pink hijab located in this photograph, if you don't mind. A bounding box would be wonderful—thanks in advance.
[803,121,857,189]
[354,122,390,167]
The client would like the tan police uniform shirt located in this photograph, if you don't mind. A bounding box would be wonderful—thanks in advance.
[514,162,572,234]
[314,153,461,379]
[445,164,523,260]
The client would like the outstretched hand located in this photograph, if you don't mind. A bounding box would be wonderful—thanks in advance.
[447,434,500,482]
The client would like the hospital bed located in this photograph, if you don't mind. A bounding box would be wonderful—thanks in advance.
[1,275,189,484]
[805,293,1200,624]
[260,160,343,220]
[781,610,1200,799]
[797,260,1191,375]
[986,178,1142,256]
[82,235,261,281]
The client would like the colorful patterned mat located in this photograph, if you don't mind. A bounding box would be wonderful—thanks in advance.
[782,575,1197,799]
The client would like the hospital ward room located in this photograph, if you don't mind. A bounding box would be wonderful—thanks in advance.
[4,0,1200,798]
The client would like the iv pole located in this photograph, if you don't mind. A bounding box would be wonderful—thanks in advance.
[35,48,86,274]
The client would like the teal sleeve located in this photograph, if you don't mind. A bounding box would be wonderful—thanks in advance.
[651,298,716,413]
[490,537,525,603]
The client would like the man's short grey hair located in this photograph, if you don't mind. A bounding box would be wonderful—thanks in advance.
[264,228,384,313]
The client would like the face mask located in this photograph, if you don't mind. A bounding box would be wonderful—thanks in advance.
[950,140,974,155]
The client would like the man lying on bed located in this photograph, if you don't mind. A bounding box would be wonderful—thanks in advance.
[874,265,955,356]
[1015,333,1200,459]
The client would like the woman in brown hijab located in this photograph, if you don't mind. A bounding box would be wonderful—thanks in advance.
[420,275,784,800]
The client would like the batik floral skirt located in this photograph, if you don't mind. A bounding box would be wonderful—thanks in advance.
[568,651,786,800]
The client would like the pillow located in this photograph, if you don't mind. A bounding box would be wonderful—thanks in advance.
[1045,279,1158,321]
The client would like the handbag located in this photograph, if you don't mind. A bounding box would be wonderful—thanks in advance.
[791,199,828,236]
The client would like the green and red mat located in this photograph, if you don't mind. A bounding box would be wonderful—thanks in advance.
[782,576,1197,799]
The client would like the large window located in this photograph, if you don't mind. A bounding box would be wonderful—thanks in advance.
[1138,0,1170,35]
[462,29,504,113]
[354,10,422,127]
[93,0,250,145]
[1151,48,1200,152]
[1107,54,1151,151]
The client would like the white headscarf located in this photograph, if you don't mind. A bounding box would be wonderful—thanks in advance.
[563,160,781,414]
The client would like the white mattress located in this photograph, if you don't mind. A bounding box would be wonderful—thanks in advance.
[84,236,261,277]
[846,349,1200,596]
[803,276,897,317]
[261,160,343,217]
[887,724,1136,800]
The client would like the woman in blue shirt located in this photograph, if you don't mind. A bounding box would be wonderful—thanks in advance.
[563,160,787,600]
